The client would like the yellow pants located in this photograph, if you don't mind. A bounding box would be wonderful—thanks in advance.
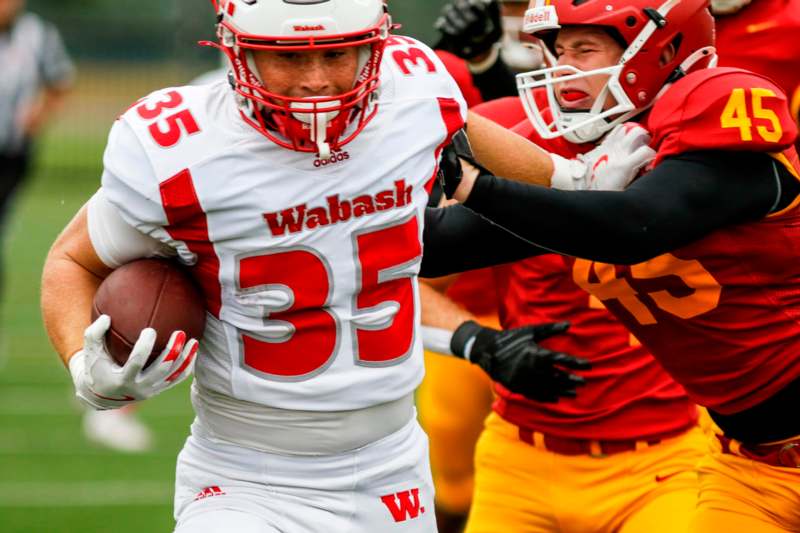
[417,349,494,514]
[466,413,706,533]
[689,433,800,532]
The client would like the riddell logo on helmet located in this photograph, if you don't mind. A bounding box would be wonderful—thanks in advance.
[524,6,557,30]
[525,9,551,24]
[294,24,326,32]
[314,150,350,167]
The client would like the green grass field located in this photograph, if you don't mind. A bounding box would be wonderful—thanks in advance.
[0,68,200,532]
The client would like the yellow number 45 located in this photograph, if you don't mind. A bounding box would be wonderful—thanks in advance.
[721,88,783,143]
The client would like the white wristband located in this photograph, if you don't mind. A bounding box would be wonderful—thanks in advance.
[421,325,455,356]
[462,337,477,362]
[549,153,588,191]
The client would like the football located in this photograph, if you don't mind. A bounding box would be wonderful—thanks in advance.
[91,258,207,368]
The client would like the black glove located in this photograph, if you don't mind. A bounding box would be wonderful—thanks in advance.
[434,0,503,60]
[437,128,488,198]
[451,321,591,402]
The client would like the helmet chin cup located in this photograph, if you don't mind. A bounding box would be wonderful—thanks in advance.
[290,98,342,159]
[560,113,609,144]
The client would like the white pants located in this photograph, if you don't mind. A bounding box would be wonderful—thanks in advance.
[173,416,437,532]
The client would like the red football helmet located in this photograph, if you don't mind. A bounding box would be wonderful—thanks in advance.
[208,0,393,157]
[517,0,716,143]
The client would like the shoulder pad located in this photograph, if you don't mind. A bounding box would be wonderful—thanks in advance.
[119,83,240,179]
[101,119,167,231]
[648,68,799,163]
[381,35,468,109]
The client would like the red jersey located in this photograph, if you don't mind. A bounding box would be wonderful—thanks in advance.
[715,0,800,106]
[445,268,497,317]
[715,0,800,149]
[473,96,697,440]
[572,68,800,415]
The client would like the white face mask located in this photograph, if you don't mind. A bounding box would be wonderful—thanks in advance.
[500,15,544,72]
[516,62,635,143]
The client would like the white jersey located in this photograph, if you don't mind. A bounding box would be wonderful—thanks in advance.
[100,36,467,412]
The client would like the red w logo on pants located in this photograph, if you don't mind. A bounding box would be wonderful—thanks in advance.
[380,488,425,522]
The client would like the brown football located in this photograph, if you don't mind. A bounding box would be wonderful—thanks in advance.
[91,259,207,367]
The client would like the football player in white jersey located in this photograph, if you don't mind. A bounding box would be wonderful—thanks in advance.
[41,1,653,531]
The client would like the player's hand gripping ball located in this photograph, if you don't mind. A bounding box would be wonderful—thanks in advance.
[91,259,206,367]
[70,259,207,410]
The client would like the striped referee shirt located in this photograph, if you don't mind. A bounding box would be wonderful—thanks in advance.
[0,12,74,155]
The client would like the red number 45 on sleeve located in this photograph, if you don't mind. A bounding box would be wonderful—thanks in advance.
[136,90,201,148]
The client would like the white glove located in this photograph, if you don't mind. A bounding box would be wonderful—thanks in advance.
[549,152,590,191]
[550,123,655,191]
[582,123,656,191]
[69,315,199,410]
[710,0,752,15]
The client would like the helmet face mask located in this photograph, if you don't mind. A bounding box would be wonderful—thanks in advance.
[519,61,636,143]
[211,0,393,158]
[516,0,715,143]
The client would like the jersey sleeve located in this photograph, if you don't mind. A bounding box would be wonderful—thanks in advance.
[100,118,169,237]
[648,68,799,163]
[383,36,468,125]
[87,189,175,269]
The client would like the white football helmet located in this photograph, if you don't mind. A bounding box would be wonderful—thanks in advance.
[210,0,393,157]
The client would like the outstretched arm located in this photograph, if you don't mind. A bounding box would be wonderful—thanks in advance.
[420,203,547,278]
[465,111,555,186]
[453,150,790,265]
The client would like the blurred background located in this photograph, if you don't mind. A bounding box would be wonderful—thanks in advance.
[0,1,445,531]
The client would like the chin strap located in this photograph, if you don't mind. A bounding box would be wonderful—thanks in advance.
[290,99,341,159]
[312,116,333,159]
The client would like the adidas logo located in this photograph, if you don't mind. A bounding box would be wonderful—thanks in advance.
[314,150,350,168]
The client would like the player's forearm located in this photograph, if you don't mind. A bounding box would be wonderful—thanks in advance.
[419,280,477,357]
[466,111,554,186]
[41,253,103,365]
[419,280,475,331]
[462,151,781,264]
[41,207,112,366]
[420,205,546,278]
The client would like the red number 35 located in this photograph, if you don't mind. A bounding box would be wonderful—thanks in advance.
[136,91,201,148]
[238,216,422,380]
